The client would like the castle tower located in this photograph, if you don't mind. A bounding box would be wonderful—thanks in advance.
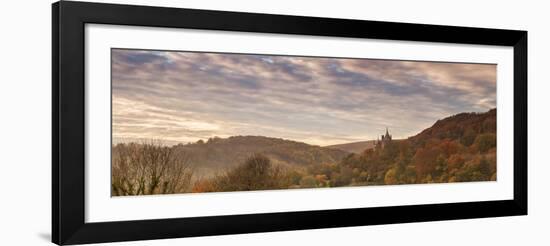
[378,127,392,148]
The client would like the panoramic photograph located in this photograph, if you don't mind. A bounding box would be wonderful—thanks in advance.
[111,48,497,196]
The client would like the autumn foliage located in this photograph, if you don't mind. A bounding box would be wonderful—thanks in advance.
[335,108,497,185]
[112,109,497,195]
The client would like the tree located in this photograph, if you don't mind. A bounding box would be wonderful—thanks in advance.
[447,154,465,170]
[315,174,329,187]
[384,168,398,185]
[356,171,370,183]
[299,175,317,188]
[413,146,442,179]
[474,133,496,153]
[455,157,490,182]
[332,166,353,187]
[111,141,194,196]
[433,154,448,178]
[403,165,418,183]
[212,153,291,191]
[192,179,216,193]
[478,157,491,176]
[460,128,476,146]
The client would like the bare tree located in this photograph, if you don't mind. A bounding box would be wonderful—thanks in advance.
[112,140,194,196]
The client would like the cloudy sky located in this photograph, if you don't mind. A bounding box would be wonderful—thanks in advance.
[112,49,496,146]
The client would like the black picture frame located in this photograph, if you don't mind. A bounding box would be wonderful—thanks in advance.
[52,1,527,245]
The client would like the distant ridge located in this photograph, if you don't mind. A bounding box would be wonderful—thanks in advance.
[325,140,377,154]
[174,135,349,169]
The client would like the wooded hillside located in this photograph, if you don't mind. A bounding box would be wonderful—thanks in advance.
[112,109,497,195]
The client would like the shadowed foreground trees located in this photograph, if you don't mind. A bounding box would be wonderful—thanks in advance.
[192,154,293,192]
[112,141,194,196]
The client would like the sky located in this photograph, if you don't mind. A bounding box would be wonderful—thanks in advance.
[112,49,496,146]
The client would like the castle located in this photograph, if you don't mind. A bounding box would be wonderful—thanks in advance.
[376,127,392,148]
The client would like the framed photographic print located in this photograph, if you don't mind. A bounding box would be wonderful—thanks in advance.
[52,1,527,245]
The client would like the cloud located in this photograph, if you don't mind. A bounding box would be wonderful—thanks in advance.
[111,49,496,146]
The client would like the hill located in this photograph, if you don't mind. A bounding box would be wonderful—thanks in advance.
[190,109,497,192]
[326,140,377,154]
[408,108,496,146]
[174,136,349,170]
[335,108,497,186]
